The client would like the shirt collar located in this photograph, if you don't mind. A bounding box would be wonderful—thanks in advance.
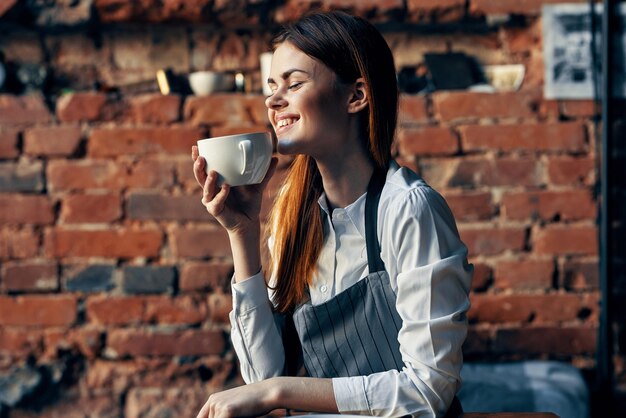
[316,161,400,239]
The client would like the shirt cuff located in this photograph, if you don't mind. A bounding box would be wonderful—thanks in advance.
[231,271,268,313]
[332,376,369,414]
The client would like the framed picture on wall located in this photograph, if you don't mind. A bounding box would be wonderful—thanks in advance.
[542,3,626,99]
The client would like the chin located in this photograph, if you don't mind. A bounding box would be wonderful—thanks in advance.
[276,138,301,155]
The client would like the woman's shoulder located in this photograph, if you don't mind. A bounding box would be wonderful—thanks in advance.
[380,162,453,220]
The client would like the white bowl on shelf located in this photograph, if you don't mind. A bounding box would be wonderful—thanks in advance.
[188,71,234,96]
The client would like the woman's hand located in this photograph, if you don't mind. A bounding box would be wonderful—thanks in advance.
[192,145,278,233]
[196,380,279,418]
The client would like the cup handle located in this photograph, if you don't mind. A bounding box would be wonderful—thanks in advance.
[239,140,253,176]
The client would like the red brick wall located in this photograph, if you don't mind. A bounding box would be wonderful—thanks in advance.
[0,0,619,416]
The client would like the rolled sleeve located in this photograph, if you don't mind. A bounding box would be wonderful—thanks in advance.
[229,272,286,382]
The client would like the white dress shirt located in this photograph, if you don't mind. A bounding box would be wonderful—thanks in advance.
[229,161,473,417]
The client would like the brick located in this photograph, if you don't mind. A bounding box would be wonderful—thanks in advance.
[539,99,560,120]
[88,126,204,157]
[415,158,457,190]
[0,328,42,358]
[85,359,159,392]
[0,128,19,158]
[129,94,181,124]
[471,0,588,16]
[398,126,458,156]
[470,262,492,291]
[0,295,76,326]
[106,328,225,357]
[43,327,103,359]
[170,226,231,258]
[0,227,39,260]
[86,356,232,394]
[0,30,43,64]
[470,293,599,324]
[562,259,599,290]
[46,32,107,68]
[56,92,107,122]
[144,295,207,324]
[547,156,595,186]
[463,328,491,357]
[533,226,597,255]
[398,95,429,124]
[443,191,495,221]
[407,0,465,12]
[2,260,58,293]
[63,264,116,292]
[0,94,52,126]
[501,190,596,221]
[126,192,208,222]
[47,159,176,191]
[8,395,121,418]
[60,192,122,224]
[44,228,163,258]
[0,194,54,224]
[175,155,200,191]
[561,100,597,118]
[184,94,267,126]
[493,326,596,355]
[121,266,176,294]
[460,227,526,256]
[460,122,587,153]
[502,18,541,53]
[493,258,554,290]
[432,91,535,121]
[179,261,233,292]
[448,157,541,188]
[108,27,189,77]
[207,292,231,324]
[125,387,209,418]
[87,295,145,326]
[23,125,82,156]
[0,161,44,192]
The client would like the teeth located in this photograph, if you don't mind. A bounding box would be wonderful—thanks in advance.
[277,118,297,128]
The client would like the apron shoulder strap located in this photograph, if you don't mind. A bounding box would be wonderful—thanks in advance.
[365,168,387,273]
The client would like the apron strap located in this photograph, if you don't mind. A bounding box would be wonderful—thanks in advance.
[365,167,387,273]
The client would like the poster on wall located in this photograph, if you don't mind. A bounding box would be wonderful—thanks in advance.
[542,3,626,99]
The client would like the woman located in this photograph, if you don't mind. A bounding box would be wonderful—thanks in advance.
[192,11,472,418]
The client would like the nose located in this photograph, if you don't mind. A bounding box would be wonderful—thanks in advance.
[265,89,287,110]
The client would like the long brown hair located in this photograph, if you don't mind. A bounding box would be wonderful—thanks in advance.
[267,11,399,313]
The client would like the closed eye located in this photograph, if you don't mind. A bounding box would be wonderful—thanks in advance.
[288,81,303,90]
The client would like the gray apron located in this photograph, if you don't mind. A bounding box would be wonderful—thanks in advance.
[286,169,462,417]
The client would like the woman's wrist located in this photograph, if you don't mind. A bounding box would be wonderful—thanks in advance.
[263,377,286,411]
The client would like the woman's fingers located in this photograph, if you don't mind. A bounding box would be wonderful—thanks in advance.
[193,155,208,187]
[202,172,218,205]
[202,172,230,216]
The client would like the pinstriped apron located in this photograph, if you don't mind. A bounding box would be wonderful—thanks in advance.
[289,169,462,417]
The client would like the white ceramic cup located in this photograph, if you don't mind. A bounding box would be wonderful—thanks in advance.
[188,71,235,96]
[197,132,273,187]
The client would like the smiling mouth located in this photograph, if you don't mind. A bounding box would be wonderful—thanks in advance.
[276,117,299,134]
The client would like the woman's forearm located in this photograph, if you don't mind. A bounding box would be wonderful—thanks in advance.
[228,222,262,282]
[271,377,339,413]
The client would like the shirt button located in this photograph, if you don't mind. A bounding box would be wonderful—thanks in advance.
[320,285,328,293]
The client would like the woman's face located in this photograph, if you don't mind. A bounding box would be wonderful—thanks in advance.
[265,42,354,157]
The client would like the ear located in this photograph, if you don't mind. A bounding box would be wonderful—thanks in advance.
[347,78,368,114]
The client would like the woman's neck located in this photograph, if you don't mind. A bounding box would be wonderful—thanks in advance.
[316,152,375,211]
